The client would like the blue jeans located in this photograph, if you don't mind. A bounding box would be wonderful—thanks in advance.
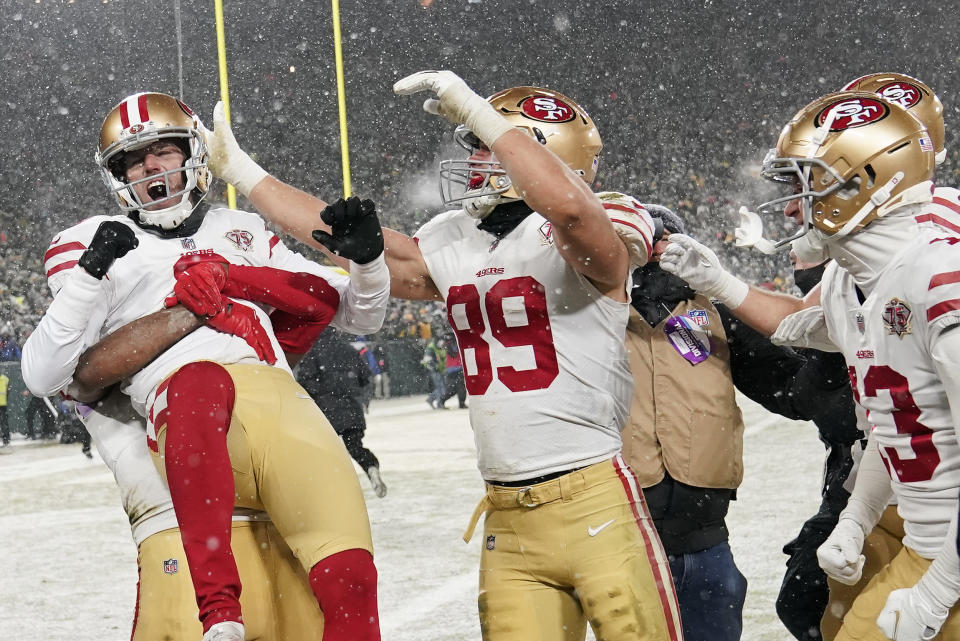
[426,370,446,406]
[668,541,747,641]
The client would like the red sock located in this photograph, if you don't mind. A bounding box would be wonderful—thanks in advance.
[163,361,242,631]
[309,549,381,641]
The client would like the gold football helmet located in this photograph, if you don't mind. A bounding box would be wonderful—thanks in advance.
[758,91,934,240]
[95,92,210,230]
[439,86,602,218]
[842,72,945,164]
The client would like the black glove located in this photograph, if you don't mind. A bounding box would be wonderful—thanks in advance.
[78,221,139,279]
[311,196,384,264]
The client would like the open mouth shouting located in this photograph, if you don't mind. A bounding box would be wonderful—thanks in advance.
[146,179,169,201]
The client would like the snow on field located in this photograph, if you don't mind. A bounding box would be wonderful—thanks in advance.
[0,393,824,640]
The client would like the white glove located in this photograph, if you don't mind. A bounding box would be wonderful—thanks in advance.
[658,233,749,307]
[771,306,840,351]
[877,587,948,641]
[202,101,268,197]
[393,70,512,147]
[816,517,867,585]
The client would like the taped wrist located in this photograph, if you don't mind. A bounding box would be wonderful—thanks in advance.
[224,154,268,198]
[348,254,390,297]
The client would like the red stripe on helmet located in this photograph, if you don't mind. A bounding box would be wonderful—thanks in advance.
[137,94,149,123]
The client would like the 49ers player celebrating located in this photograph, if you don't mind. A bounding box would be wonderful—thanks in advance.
[22,92,389,641]
[200,70,681,641]
[659,91,960,641]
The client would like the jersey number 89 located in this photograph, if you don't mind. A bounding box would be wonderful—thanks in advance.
[446,276,559,395]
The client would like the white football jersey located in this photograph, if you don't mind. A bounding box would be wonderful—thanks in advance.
[40,207,368,415]
[821,217,960,557]
[416,209,633,482]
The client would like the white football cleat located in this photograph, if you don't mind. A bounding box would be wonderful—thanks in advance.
[367,466,388,498]
[201,621,244,641]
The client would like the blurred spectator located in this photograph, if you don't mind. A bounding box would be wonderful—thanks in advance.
[0,327,22,361]
[372,342,390,399]
[440,335,467,410]
[24,392,56,440]
[421,335,447,410]
[0,371,8,447]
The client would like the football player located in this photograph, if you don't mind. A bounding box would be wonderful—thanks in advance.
[21,92,390,641]
[200,70,683,641]
[82,388,324,640]
[658,90,960,641]
[812,72,951,641]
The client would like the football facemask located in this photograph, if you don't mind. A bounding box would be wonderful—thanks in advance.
[439,86,602,219]
[737,91,934,254]
[96,92,211,230]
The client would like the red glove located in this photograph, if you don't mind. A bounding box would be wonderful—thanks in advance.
[173,262,228,317]
[165,253,230,316]
[207,299,277,365]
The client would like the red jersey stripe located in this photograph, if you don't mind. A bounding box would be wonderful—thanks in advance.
[603,202,640,214]
[933,196,960,217]
[609,217,654,256]
[916,212,960,235]
[268,234,280,258]
[46,260,78,278]
[44,241,85,264]
[929,271,960,290]
[928,299,960,323]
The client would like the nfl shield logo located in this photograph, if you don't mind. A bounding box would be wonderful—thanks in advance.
[881,298,912,338]
[686,309,709,326]
[856,312,865,334]
[163,558,179,575]
[181,238,196,250]
[485,535,496,551]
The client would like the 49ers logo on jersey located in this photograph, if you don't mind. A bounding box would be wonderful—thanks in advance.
[225,229,254,251]
[520,96,576,123]
[881,298,912,338]
[815,98,889,131]
[877,82,921,109]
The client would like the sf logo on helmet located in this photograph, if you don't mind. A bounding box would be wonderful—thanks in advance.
[817,98,888,130]
[878,82,921,109]
[521,96,576,122]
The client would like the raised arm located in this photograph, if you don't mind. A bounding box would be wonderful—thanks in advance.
[204,103,439,301]
[393,70,629,298]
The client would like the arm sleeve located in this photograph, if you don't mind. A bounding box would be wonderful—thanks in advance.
[839,433,894,532]
[266,229,389,335]
[21,268,107,396]
[722,305,858,438]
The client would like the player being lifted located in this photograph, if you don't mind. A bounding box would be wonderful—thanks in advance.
[659,90,960,641]
[22,92,390,641]
[194,70,683,640]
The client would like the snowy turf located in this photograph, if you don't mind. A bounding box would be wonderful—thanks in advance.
[0,393,822,640]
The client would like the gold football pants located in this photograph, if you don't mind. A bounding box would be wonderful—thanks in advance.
[822,505,904,641]
[834,541,960,640]
[133,522,324,640]
[466,455,683,641]
[153,362,373,572]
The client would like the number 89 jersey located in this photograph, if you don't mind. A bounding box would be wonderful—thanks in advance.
[416,210,633,483]
[821,224,960,558]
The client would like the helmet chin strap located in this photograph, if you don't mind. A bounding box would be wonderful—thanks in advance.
[135,190,205,231]
[463,193,520,219]
[833,178,932,239]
